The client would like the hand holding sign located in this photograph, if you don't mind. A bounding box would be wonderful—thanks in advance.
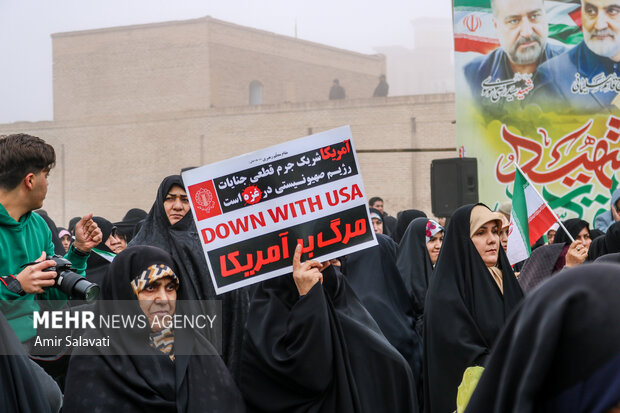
[292,244,324,296]
[182,126,377,294]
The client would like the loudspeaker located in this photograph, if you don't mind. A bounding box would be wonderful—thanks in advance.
[431,157,478,217]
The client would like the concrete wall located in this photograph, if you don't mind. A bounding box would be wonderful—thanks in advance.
[0,94,456,226]
[53,19,211,121]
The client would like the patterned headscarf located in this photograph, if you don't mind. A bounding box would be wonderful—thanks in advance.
[130,264,178,296]
[131,263,179,360]
[149,328,175,360]
[425,219,444,244]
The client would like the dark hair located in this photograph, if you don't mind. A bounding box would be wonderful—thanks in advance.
[0,134,56,190]
[68,216,81,235]
[368,196,384,207]
[115,230,129,242]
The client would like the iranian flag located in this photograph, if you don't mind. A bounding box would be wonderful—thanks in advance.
[507,168,558,265]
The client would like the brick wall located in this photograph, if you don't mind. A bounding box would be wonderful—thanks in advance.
[53,19,211,121]
[206,18,385,106]
[0,94,456,225]
[52,17,385,120]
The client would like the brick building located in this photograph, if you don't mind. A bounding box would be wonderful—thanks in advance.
[0,17,456,225]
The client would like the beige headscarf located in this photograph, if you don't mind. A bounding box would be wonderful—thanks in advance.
[500,214,510,231]
[470,205,505,294]
[469,205,504,238]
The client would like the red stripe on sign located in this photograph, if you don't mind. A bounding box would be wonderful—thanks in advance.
[569,7,582,28]
[454,34,500,54]
[528,205,556,245]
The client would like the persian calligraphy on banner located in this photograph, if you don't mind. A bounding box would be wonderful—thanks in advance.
[182,126,377,294]
[454,0,620,224]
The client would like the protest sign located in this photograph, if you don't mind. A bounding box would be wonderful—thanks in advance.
[182,126,377,294]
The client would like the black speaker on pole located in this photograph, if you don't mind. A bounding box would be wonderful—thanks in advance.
[431,157,479,217]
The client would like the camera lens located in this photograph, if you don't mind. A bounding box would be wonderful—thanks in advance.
[74,279,100,302]
[43,255,100,301]
[57,269,100,302]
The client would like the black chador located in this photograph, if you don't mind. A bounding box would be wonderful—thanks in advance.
[130,175,251,380]
[240,264,418,413]
[345,233,423,408]
[466,264,620,413]
[423,204,523,413]
[63,246,245,412]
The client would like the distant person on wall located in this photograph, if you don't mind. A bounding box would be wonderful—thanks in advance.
[329,78,346,100]
[464,0,565,109]
[373,74,389,97]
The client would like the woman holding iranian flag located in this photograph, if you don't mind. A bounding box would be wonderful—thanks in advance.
[518,219,592,294]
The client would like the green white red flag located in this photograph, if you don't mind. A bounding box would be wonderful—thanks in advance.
[507,168,558,265]
[454,0,582,55]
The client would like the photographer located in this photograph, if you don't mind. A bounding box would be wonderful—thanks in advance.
[0,133,101,340]
[0,134,102,412]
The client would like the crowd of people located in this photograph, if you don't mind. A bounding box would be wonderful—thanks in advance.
[1,133,619,413]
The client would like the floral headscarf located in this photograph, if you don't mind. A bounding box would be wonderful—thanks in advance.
[425,219,444,244]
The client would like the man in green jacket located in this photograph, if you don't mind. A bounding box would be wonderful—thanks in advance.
[0,133,102,345]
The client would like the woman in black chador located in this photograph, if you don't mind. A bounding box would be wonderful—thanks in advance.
[518,218,591,293]
[240,244,418,413]
[0,311,55,413]
[130,175,250,380]
[62,246,245,412]
[423,204,523,413]
[396,217,444,333]
[345,233,423,408]
[465,263,620,413]
[393,209,427,244]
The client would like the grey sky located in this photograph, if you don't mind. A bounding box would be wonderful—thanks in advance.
[0,0,452,124]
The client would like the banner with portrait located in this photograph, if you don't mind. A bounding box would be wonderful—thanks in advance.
[454,0,620,228]
[181,126,377,294]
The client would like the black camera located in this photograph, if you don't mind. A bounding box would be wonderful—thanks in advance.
[36,255,99,302]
